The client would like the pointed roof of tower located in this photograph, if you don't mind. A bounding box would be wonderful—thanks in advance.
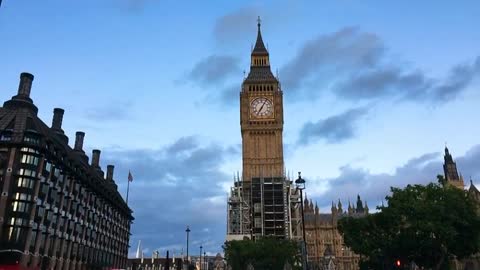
[469,179,480,194]
[252,16,268,56]
[356,194,364,212]
[444,146,454,163]
[244,17,278,84]
[331,201,337,214]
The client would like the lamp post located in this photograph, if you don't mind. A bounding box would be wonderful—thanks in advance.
[296,171,308,270]
[186,226,191,269]
[204,251,207,270]
[200,245,203,270]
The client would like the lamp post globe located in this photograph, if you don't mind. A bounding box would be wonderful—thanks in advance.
[295,171,305,190]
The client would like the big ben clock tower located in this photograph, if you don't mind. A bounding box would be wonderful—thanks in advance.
[241,17,284,182]
[227,18,300,241]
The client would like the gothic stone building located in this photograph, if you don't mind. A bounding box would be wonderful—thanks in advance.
[304,196,368,270]
[0,73,133,270]
[304,147,480,270]
[443,147,480,270]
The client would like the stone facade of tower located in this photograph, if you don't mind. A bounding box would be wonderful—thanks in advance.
[304,196,368,270]
[226,19,301,241]
[443,147,465,189]
[240,20,284,182]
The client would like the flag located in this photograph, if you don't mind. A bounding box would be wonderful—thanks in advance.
[128,170,133,182]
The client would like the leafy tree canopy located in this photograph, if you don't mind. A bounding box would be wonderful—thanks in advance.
[338,182,480,270]
[223,237,302,270]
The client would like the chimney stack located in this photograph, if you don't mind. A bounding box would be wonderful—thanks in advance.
[17,72,34,98]
[74,131,85,151]
[51,108,69,144]
[3,72,38,114]
[51,108,65,131]
[106,165,114,181]
[92,149,101,168]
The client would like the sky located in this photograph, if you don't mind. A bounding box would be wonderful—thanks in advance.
[1,0,480,257]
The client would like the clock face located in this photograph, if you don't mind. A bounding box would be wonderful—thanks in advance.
[251,97,273,117]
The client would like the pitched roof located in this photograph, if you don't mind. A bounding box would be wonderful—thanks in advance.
[244,67,278,83]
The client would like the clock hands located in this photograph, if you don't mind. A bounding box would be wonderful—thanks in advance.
[258,100,268,114]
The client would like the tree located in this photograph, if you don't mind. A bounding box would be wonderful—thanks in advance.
[338,183,480,270]
[223,237,302,270]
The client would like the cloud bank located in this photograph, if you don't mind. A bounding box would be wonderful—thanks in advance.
[101,136,239,257]
[298,107,369,145]
[281,27,480,103]
[188,55,241,86]
[309,145,480,212]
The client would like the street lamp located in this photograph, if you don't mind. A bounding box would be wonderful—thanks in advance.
[186,226,191,269]
[200,245,203,270]
[204,251,207,270]
[296,171,308,270]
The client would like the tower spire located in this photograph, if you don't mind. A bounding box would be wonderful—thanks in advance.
[443,146,464,189]
[244,16,277,84]
[251,16,268,57]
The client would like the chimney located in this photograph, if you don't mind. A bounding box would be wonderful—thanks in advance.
[3,72,38,114]
[74,132,85,151]
[17,72,34,98]
[106,165,114,181]
[51,108,64,131]
[92,149,101,168]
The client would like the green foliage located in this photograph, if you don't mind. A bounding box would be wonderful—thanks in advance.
[437,174,447,187]
[338,183,480,270]
[223,237,302,270]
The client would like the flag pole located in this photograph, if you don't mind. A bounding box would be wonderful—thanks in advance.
[126,178,130,204]
[127,170,133,205]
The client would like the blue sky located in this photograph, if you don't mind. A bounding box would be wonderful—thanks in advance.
[1,0,480,256]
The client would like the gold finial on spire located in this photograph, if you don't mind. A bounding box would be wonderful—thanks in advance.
[257,16,261,29]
